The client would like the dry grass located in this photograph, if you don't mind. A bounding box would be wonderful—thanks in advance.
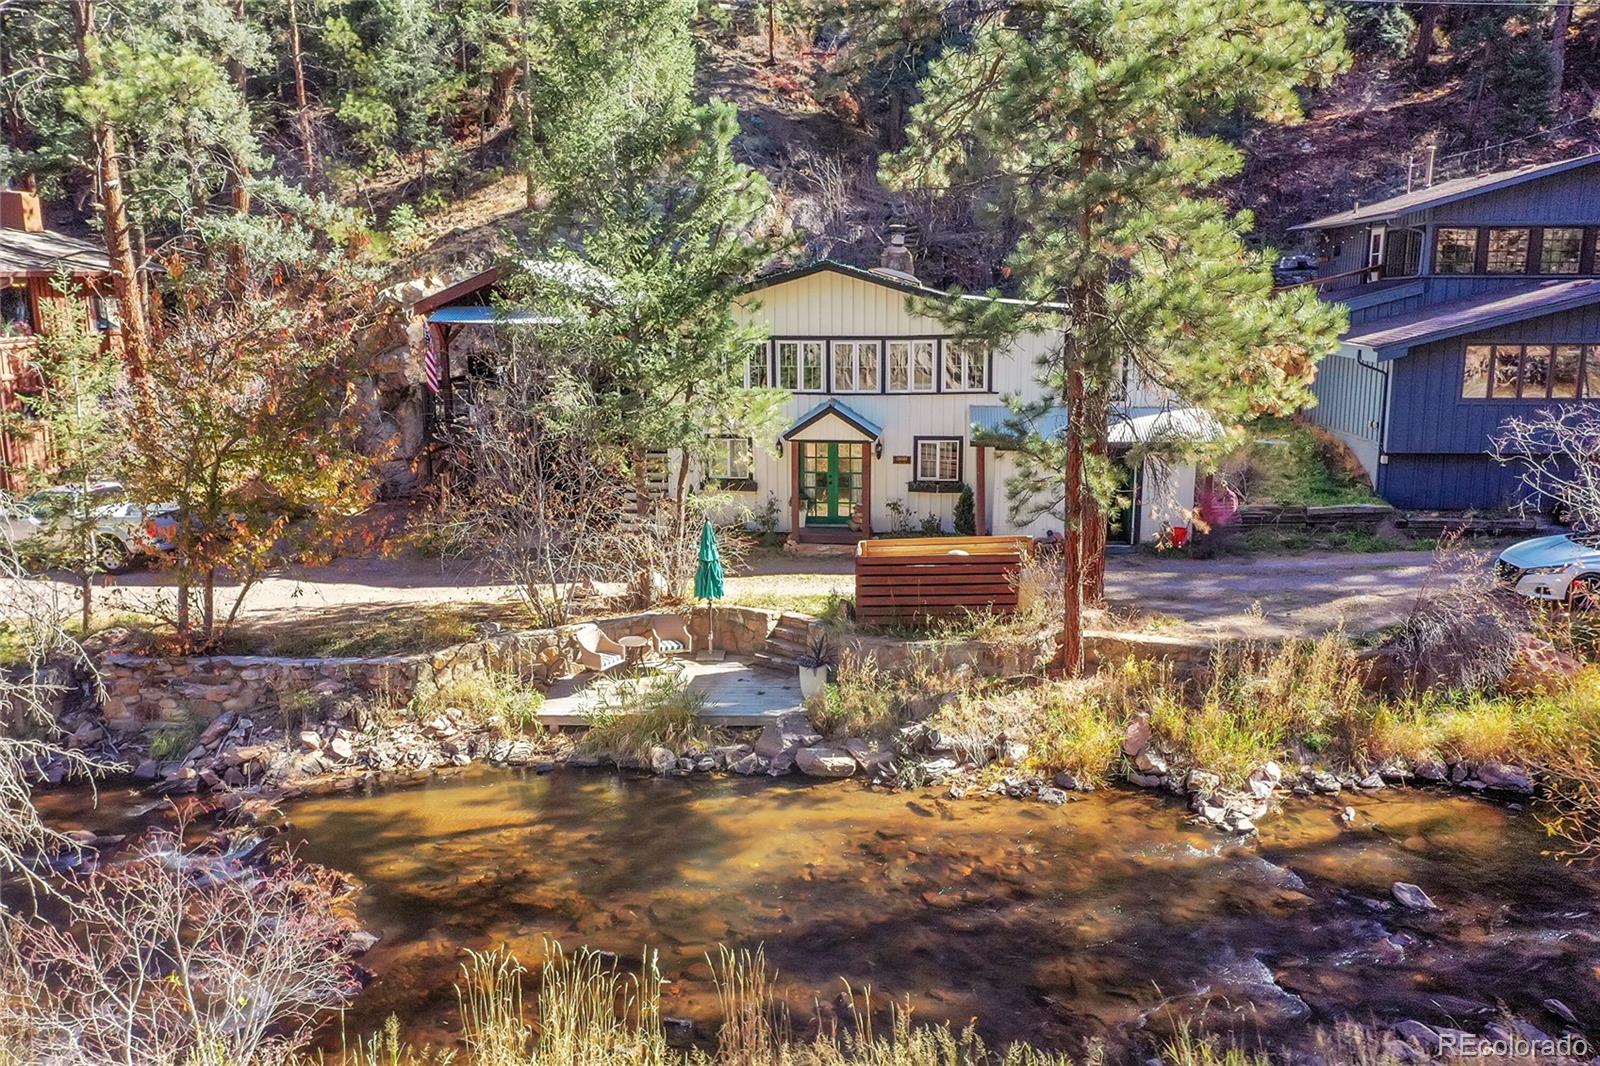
[576,671,721,761]
[328,942,1433,1066]
[810,652,993,741]
[1149,634,1364,781]
[418,671,547,734]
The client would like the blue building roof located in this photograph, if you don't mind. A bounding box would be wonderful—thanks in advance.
[1345,279,1600,359]
[1291,152,1600,231]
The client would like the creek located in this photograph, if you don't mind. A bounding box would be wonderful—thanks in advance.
[260,769,1600,1054]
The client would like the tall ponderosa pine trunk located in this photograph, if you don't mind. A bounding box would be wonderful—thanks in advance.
[485,0,521,130]
[1061,347,1086,674]
[71,0,149,379]
[1551,1,1573,113]
[287,0,316,179]
[1412,4,1439,74]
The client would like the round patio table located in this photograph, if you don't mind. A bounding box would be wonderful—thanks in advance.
[617,634,653,667]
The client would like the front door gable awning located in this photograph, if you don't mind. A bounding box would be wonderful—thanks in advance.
[781,399,883,442]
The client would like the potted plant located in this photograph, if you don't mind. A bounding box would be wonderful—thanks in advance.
[796,635,836,700]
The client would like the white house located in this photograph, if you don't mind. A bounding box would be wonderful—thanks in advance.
[715,255,1215,546]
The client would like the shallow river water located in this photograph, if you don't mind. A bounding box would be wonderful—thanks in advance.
[263,769,1600,1054]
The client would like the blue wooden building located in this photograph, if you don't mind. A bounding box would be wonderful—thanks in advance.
[1294,151,1600,510]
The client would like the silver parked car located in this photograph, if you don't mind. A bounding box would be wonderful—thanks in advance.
[1495,531,1600,606]
[0,481,165,573]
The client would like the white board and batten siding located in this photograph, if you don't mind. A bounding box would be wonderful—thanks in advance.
[718,264,1196,541]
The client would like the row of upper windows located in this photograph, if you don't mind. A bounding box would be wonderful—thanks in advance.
[745,337,989,393]
[1461,343,1600,401]
[1433,225,1598,276]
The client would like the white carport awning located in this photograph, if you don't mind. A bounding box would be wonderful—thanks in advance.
[1108,406,1226,445]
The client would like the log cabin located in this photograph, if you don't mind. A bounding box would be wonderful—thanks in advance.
[0,189,117,489]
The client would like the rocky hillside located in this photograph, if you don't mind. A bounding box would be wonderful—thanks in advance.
[389,7,1600,289]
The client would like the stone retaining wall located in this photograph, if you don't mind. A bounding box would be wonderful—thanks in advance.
[840,631,1056,677]
[833,627,1213,682]
[101,606,778,734]
[99,602,1218,735]
[1083,630,1214,680]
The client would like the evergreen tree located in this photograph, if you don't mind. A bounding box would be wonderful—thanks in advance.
[321,0,461,170]
[883,0,1349,671]
[953,483,976,536]
[15,282,127,632]
[497,0,787,596]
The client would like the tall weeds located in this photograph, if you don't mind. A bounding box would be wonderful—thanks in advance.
[578,673,718,761]
[331,943,1424,1066]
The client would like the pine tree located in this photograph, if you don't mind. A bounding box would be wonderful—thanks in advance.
[883,0,1349,672]
[18,282,126,632]
[500,0,788,597]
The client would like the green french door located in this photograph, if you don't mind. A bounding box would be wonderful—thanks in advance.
[800,442,864,525]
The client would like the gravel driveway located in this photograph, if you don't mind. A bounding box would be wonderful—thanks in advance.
[4,546,1456,643]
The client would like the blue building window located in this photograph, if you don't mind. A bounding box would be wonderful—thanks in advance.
[1485,228,1531,274]
[1540,228,1585,274]
[1464,343,1589,400]
[1435,228,1477,274]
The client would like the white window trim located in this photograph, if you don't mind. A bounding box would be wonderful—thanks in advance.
[943,340,987,392]
[831,340,881,393]
[915,438,962,482]
[776,340,825,393]
[887,339,937,394]
[745,341,770,388]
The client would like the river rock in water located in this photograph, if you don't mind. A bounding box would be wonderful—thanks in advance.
[1391,882,1439,911]
[796,747,856,778]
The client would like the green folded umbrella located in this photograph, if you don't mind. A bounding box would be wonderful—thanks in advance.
[695,522,725,655]
[695,520,725,599]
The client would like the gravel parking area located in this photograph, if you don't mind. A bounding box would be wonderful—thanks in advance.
[0,545,1456,645]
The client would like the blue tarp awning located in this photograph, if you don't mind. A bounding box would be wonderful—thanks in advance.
[969,403,1223,448]
[969,404,1066,448]
[425,306,566,325]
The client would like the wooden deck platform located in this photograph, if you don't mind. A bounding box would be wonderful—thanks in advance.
[538,657,803,728]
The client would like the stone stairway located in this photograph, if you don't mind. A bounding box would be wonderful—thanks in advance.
[751,613,815,674]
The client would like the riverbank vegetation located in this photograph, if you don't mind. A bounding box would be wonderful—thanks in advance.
[331,942,1442,1066]
[576,672,721,766]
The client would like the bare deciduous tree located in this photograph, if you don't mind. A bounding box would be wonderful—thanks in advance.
[0,535,102,894]
[1493,405,1600,530]
[1385,536,1533,694]
[440,330,637,626]
[0,830,361,1066]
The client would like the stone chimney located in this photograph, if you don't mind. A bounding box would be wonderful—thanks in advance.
[877,223,916,279]
[0,189,43,232]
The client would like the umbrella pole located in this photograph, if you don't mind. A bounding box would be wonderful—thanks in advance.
[700,599,726,662]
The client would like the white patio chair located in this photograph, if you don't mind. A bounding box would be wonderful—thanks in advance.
[648,614,695,656]
[571,624,626,674]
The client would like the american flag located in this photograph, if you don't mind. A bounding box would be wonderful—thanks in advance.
[424,326,442,395]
